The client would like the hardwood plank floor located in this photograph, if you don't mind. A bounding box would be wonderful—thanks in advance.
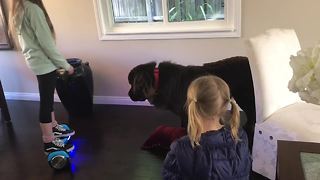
[0,100,268,180]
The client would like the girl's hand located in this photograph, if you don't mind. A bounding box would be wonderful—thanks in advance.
[67,66,74,75]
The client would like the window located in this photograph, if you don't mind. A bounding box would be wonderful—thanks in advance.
[112,0,163,23]
[93,0,241,40]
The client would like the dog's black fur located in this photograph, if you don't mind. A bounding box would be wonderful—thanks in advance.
[128,56,256,149]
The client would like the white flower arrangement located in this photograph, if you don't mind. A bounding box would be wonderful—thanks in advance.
[288,43,320,105]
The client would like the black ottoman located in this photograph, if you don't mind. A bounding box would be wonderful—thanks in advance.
[56,58,94,117]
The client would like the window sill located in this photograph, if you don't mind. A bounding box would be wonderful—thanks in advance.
[98,29,241,41]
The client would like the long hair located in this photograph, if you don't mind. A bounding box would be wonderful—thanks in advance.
[186,75,240,148]
[8,0,55,48]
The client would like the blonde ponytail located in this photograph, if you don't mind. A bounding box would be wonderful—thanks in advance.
[230,98,240,142]
[186,75,239,148]
[187,100,203,148]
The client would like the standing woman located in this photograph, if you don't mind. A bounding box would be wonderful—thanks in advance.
[9,0,75,154]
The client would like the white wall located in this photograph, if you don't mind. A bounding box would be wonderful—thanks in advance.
[1,0,320,103]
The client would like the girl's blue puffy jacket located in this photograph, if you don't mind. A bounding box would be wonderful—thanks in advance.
[162,127,252,180]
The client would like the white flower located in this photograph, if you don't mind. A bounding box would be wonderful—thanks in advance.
[288,43,320,105]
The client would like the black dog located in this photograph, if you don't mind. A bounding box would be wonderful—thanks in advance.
[128,56,255,149]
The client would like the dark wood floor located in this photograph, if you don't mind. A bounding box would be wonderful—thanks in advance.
[0,100,269,180]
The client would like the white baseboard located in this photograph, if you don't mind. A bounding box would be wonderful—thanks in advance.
[4,92,151,106]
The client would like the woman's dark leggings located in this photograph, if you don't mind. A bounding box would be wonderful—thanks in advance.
[36,70,57,123]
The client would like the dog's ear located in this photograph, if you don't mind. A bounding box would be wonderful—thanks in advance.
[141,61,157,84]
[140,61,157,74]
[128,62,156,84]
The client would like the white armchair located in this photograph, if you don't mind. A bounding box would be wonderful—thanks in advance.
[246,28,320,180]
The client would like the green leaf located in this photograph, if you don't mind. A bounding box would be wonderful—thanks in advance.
[199,5,206,20]
[169,7,176,14]
[169,12,178,22]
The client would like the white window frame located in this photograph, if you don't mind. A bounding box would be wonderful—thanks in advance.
[93,0,241,40]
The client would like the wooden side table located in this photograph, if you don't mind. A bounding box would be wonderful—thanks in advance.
[277,140,320,180]
[0,80,11,122]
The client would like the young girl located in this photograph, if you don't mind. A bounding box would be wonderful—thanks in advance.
[9,0,75,154]
[162,75,252,179]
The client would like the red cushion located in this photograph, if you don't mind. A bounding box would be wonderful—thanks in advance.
[141,125,187,150]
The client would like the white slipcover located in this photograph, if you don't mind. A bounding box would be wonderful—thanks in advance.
[246,28,320,180]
